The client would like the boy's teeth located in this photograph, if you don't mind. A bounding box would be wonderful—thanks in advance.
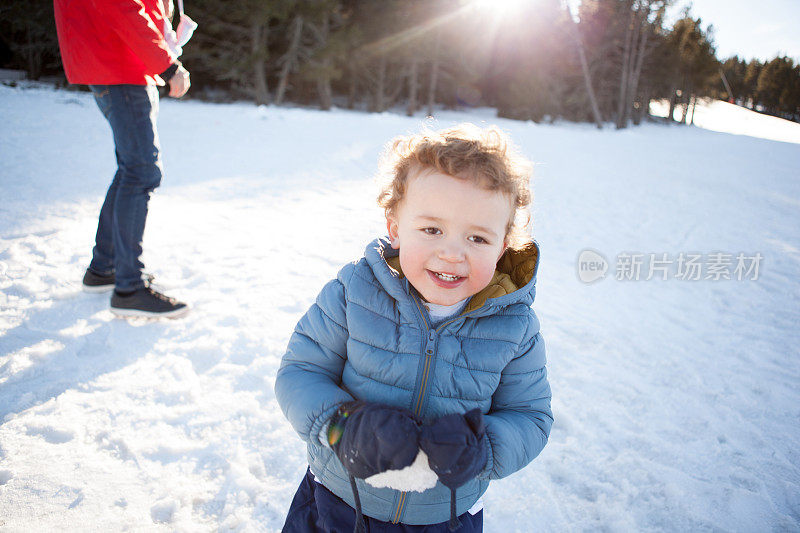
[435,272,459,281]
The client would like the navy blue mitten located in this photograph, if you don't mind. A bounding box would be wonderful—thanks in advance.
[420,408,488,531]
[328,401,423,480]
[419,408,488,489]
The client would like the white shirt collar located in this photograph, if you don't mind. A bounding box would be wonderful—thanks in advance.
[423,298,469,322]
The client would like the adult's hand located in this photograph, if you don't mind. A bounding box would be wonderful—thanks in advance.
[168,65,190,98]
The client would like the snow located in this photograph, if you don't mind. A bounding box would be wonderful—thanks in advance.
[650,98,800,145]
[364,450,439,493]
[1,84,799,531]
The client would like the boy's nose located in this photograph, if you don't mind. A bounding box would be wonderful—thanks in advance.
[437,241,465,262]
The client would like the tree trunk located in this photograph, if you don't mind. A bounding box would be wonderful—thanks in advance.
[667,86,677,122]
[25,23,42,79]
[374,55,387,112]
[316,12,332,111]
[275,15,303,106]
[615,0,637,129]
[625,3,650,125]
[634,85,650,125]
[680,83,691,123]
[565,3,603,128]
[251,21,269,106]
[689,94,697,125]
[347,61,358,109]
[318,72,333,110]
[426,30,441,117]
[633,86,651,126]
[406,57,418,116]
[719,69,733,101]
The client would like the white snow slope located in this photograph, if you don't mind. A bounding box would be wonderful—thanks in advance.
[1,85,799,532]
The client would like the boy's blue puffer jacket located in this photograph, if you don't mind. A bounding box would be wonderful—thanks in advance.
[275,237,553,525]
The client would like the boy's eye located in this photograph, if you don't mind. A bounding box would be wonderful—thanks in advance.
[422,227,441,235]
[469,235,489,244]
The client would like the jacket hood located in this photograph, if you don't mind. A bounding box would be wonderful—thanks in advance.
[364,237,540,317]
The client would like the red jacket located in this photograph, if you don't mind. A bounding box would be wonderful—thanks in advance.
[54,0,175,85]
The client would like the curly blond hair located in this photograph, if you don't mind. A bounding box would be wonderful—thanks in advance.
[376,123,534,249]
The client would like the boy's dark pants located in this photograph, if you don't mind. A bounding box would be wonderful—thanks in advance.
[282,468,483,533]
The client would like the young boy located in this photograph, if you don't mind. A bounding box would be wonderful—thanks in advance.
[275,124,552,532]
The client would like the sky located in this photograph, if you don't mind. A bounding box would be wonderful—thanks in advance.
[668,0,800,62]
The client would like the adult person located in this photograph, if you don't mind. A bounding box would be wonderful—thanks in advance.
[54,0,190,318]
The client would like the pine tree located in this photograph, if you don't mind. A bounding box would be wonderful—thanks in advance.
[0,0,60,80]
[757,56,800,119]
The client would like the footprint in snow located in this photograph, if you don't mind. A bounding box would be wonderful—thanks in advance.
[68,492,84,509]
[151,500,177,524]
[25,424,74,444]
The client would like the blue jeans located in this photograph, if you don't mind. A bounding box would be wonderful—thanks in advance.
[88,84,163,291]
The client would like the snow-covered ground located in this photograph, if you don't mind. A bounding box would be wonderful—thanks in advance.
[1,85,799,532]
[650,98,800,145]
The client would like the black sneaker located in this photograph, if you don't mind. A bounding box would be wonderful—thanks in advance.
[82,269,116,293]
[110,286,189,319]
[82,269,155,293]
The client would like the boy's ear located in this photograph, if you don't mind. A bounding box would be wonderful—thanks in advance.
[386,215,400,249]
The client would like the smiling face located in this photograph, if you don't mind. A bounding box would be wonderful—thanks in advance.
[386,168,513,306]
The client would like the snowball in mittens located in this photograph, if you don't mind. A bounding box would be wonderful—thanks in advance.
[364,449,439,492]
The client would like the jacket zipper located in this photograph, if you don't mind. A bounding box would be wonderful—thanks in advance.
[391,295,432,523]
[390,296,480,523]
